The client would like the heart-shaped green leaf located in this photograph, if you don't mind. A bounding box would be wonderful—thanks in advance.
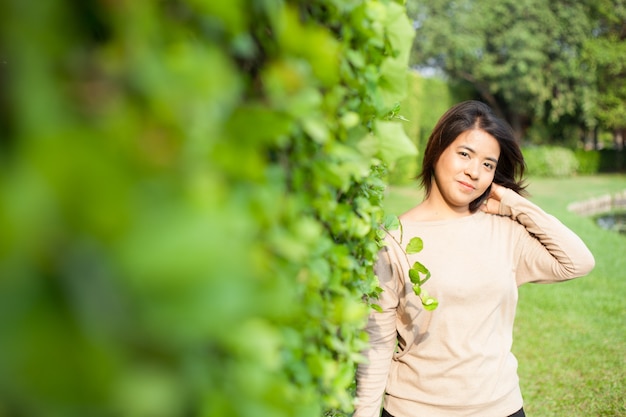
[406,237,424,254]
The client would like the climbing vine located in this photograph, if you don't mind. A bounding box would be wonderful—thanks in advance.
[0,0,417,416]
[381,215,439,311]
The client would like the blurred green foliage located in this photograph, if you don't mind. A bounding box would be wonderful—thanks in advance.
[575,149,626,174]
[0,0,416,416]
[522,146,579,177]
[582,0,626,133]
[523,146,625,177]
[574,149,603,175]
[409,0,596,133]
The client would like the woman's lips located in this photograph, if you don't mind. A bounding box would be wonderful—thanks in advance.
[458,180,475,191]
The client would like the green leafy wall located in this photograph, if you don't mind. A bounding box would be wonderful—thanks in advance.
[0,0,416,416]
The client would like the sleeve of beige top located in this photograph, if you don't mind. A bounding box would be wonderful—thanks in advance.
[498,188,595,286]
[353,244,400,417]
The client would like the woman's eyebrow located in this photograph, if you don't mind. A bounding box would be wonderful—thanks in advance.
[458,145,476,154]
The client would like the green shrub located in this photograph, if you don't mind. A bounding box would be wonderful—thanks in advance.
[574,149,602,174]
[598,149,626,172]
[0,1,416,416]
[573,149,625,175]
[522,146,579,177]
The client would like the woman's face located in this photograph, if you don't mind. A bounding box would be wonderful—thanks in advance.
[431,129,500,213]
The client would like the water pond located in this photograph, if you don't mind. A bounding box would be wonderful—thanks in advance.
[595,212,626,235]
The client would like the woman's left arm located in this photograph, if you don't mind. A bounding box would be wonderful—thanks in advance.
[482,183,595,285]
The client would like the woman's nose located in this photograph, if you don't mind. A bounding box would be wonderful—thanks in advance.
[464,160,479,179]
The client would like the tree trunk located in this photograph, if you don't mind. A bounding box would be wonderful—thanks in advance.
[614,129,624,151]
[508,112,523,142]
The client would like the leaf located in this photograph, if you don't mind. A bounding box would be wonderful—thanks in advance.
[373,120,418,165]
[225,104,294,147]
[422,297,439,311]
[411,261,428,274]
[412,284,422,296]
[405,237,423,254]
[370,304,383,313]
[382,214,399,231]
[408,268,421,284]
[340,111,360,129]
[378,57,411,108]
[420,290,438,311]
[384,2,415,62]
[409,261,431,285]
[302,116,329,144]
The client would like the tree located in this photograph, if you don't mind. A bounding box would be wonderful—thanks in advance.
[582,0,626,149]
[408,0,596,143]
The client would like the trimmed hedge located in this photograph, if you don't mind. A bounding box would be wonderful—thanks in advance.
[0,1,416,416]
[575,149,602,174]
[522,146,579,177]
[525,147,625,177]
[575,149,626,174]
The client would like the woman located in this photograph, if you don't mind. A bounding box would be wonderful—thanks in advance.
[354,101,595,417]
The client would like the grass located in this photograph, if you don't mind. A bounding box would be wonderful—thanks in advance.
[383,174,626,417]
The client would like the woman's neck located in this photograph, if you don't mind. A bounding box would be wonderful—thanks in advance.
[400,197,472,222]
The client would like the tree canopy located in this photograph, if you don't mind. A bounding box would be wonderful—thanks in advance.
[408,0,626,147]
[582,0,626,148]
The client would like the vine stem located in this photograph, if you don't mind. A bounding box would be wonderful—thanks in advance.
[381,218,438,310]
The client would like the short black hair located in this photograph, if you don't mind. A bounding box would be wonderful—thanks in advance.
[417,100,527,212]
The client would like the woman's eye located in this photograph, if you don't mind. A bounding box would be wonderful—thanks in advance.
[484,162,494,170]
[459,151,469,157]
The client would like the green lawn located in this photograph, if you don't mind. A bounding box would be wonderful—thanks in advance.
[383,174,626,417]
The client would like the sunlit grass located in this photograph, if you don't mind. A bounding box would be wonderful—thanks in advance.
[383,174,626,416]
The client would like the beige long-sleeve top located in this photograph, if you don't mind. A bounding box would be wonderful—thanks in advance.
[354,189,595,417]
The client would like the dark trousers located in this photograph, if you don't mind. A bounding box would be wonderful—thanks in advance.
[381,407,526,417]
